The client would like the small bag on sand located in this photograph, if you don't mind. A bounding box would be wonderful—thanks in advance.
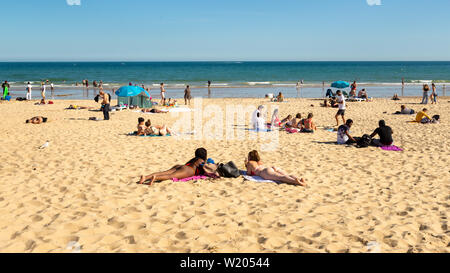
[217,161,241,178]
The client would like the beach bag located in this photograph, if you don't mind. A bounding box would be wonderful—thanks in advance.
[357,134,371,148]
[217,161,240,178]
[202,163,220,178]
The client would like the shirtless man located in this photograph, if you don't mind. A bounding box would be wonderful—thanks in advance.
[99,91,110,120]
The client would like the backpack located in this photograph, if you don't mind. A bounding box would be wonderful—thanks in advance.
[217,161,241,178]
[357,134,371,148]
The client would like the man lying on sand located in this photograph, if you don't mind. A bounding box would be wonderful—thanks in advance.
[394,105,415,115]
[245,150,306,186]
[26,116,48,124]
[138,148,207,186]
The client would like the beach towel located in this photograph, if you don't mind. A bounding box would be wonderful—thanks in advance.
[243,175,279,184]
[173,176,210,182]
[380,145,403,152]
[127,132,171,137]
[286,128,300,134]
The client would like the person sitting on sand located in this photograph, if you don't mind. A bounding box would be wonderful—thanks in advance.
[358,89,369,100]
[252,105,265,129]
[137,117,147,136]
[141,108,169,113]
[254,113,267,131]
[138,148,207,186]
[370,120,393,147]
[415,108,439,124]
[26,116,48,124]
[415,108,433,123]
[276,92,284,102]
[301,113,317,133]
[395,105,415,115]
[280,115,293,127]
[325,89,335,98]
[268,109,281,129]
[144,119,172,136]
[290,113,303,129]
[392,94,400,101]
[245,150,306,186]
[337,119,359,145]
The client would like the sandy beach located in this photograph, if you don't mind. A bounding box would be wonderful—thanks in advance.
[0,97,448,253]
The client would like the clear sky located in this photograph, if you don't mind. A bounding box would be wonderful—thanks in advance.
[2,0,450,61]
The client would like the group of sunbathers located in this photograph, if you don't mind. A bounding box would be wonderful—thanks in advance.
[138,148,306,187]
[136,117,172,136]
[280,113,317,132]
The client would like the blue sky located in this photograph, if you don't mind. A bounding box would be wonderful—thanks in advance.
[2,0,450,61]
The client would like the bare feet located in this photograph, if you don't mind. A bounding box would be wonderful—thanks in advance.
[138,175,146,184]
[295,178,306,187]
[149,175,156,186]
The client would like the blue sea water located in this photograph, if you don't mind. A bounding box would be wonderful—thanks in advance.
[1,61,449,99]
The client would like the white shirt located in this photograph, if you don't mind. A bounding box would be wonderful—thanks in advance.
[27,84,32,92]
[42,84,46,92]
[255,117,266,131]
[252,109,260,129]
[337,125,349,144]
[337,94,346,110]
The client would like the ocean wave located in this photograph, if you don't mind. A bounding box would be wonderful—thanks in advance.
[248,82,271,85]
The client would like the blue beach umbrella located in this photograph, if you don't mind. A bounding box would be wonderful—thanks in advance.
[331,81,350,89]
[115,86,150,97]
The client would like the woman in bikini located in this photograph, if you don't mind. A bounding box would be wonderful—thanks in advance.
[301,113,317,133]
[244,150,306,186]
[144,119,172,136]
[269,109,281,129]
[138,148,207,186]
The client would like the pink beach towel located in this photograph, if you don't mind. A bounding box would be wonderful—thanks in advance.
[172,176,210,182]
[286,128,300,134]
[380,145,403,152]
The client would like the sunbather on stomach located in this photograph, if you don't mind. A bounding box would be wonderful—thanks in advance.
[245,150,306,186]
[138,148,207,186]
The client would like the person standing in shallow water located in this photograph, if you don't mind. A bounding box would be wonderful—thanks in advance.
[160,83,166,105]
[421,84,429,104]
[184,85,192,105]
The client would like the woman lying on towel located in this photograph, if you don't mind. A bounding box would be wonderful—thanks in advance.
[138,148,207,185]
[244,150,306,186]
[141,108,169,113]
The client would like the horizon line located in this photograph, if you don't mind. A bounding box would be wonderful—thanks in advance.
[1,60,450,63]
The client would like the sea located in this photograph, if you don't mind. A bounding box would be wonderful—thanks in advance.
[1,61,448,100]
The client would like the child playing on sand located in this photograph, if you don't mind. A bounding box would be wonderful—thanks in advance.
[138,148,207,186]
[245,150,306,186]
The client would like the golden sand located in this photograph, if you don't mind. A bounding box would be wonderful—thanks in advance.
[0,97,448,253]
